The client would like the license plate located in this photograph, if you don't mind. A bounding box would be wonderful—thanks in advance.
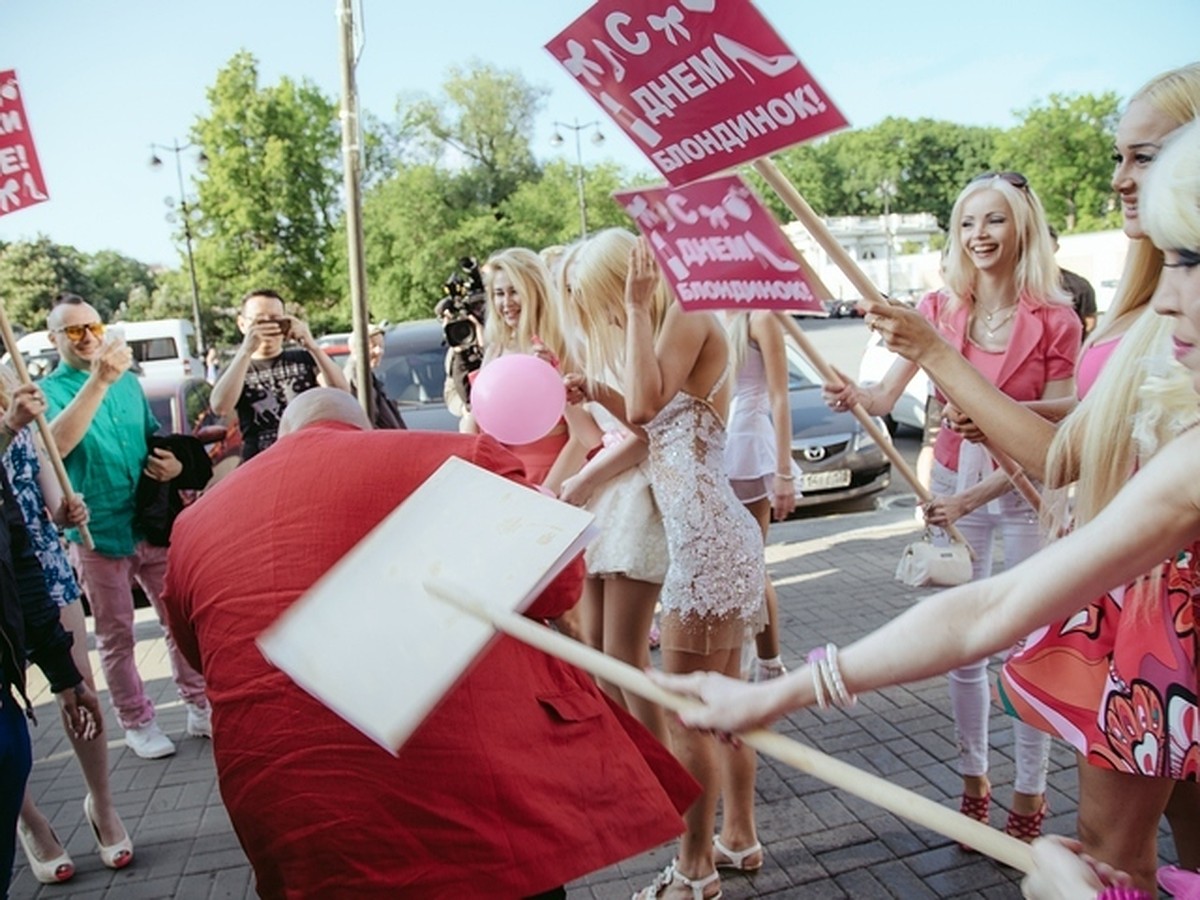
[802,469,852,491]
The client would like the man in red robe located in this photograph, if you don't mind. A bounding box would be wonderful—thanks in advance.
[161,388,697,899]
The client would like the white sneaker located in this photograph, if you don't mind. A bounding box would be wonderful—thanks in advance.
[185,702,212,739]
[123,721,176,759]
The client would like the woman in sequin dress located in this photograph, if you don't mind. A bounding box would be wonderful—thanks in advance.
[566,229,765,900]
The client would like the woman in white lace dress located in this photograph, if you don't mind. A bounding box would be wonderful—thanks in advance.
[565,229,764,900]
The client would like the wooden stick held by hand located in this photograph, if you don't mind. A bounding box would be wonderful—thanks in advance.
[426,580,1032,873]
[0,300,94,549]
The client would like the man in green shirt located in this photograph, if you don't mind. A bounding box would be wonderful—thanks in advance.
[42,294,210,760]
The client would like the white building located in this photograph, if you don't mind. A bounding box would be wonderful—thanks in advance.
[784,215,1130,311]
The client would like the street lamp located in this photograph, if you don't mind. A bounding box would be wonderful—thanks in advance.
[550,119,604,239]
[150,139,208,356]
[877,178,897,299]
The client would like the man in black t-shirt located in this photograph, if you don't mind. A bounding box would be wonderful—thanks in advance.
[210,289,351,460]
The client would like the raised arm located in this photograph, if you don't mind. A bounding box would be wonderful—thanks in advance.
[289,318,350,392]
[653,424,1200,733]
[48,342,132,456]
[623,239,710,425]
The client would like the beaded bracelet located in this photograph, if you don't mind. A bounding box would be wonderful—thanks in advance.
[1096,888,1153,900]
[805,644,857,710]
[775,473,795,481]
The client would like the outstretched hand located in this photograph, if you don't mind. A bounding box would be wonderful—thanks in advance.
[645,668,794,736]
[1020,836,1133,900]
[861,300,946,363]
[821,365,860,413]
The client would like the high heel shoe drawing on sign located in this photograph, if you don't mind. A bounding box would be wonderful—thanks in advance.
[714,34,798,83]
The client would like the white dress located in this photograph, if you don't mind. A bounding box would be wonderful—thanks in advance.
[582,403,669,584]
[725,339,801,503]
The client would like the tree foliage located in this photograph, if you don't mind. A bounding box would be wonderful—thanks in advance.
[6,58,1132,338]
[994,92,1121,232]
[398,62,547,209]
[190,51,342,313]
[0,238,153,332]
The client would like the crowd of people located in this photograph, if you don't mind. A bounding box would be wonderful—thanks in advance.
[1,61,1199,900]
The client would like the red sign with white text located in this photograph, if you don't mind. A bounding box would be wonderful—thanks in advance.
[614,174,827,313]
[0,71,49,217]
[546,0,847,186]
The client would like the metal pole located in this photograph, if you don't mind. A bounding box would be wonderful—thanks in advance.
[573,122,587,239]
[154,139,208,357]
[337,0,373,423]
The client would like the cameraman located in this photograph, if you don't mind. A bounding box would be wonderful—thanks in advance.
[436,258,486,418]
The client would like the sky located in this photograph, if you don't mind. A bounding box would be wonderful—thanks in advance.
[1,1,1197,269]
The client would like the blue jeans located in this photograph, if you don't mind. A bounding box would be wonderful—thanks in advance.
[0,687,32,899]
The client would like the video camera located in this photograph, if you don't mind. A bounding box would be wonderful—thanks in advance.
[435,257,486,413]
[435,256,487,351]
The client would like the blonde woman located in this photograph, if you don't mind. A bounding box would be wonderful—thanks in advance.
[825,171,1081,842]
[850,63,1200,889]
[566,228,764,900]
[652,113,1200,898]
[723,310,798,684]
[551,237,671,745]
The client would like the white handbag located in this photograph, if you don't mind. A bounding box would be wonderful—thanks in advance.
[895,531,973,587]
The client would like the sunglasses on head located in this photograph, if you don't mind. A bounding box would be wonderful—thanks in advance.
[54,322,106,343]
[971,170,1029,191]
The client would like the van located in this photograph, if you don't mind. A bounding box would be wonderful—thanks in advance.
[114,319,204,379]
[10,318,203,380]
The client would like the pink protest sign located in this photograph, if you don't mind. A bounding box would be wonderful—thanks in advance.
[614,174,827,313]
[0,71,49,217]
[546,0,847,186]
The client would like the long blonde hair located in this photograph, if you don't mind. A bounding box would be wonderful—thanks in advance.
[480,247,567,363]
[941,175,1069,314]
[1089,62,1200,345]
[1043,63,1200,527]
[566,228,671,390]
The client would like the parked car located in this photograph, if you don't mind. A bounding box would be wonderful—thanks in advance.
[856,330,929,435]
[375,320,461,432]
[141,375,242,486]
[785,345,892,508]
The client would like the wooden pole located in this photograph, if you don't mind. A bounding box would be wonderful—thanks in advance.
[986,442,1042,514]
[775,312,972,553]
[428,581,1033,873]
[755,155,971,552]
[0,302,94,549]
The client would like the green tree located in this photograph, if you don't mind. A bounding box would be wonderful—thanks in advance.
[191,52,342,312]
[85,251,157,322]
[994,92,1120,232]
[398,62,547,209]
[0,238,96,331]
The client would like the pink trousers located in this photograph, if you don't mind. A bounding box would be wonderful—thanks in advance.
[69,541,207,730]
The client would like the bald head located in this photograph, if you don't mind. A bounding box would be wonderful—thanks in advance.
[278,388,371,437]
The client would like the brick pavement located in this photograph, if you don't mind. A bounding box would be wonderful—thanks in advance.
[14,496,1180,899]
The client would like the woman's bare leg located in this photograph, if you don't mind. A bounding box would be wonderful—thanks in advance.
[658,642,742,898]
[603,576,669,745]
[745,498,781,664]
[1164,779,1200,870]
[1076,758,1175,893]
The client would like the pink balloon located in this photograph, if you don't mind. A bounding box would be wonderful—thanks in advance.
[471,354,566,445]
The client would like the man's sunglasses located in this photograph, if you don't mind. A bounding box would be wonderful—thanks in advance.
[971,170,1029,191]
[54,322,106,343]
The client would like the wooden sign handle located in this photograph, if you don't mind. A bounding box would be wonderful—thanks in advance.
[427,581,1033,873]
[775,312,973,554]
[0,302,94,550]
